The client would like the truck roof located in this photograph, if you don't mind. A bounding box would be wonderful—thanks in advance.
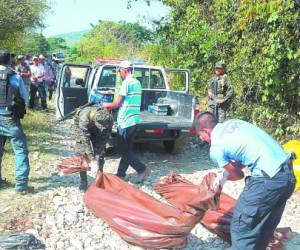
[95,62,165,71]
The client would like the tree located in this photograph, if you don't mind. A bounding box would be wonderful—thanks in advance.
[71,21,154,63]
[0,0,49,50]
[47,37,68,52]
[134,0,300,138]
[21,33,50,55]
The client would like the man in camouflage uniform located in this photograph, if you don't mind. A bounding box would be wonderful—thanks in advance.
[208,61,233,122]
[73,106,113,191]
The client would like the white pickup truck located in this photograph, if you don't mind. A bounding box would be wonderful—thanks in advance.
[56,60,199,153]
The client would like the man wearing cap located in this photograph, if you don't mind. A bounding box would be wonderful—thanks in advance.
[102,60,150,182]
[15,55,31,105]
[0,49,31,194]
[73,105,113,191]
[29,55,47,110]
[208,61,233,122]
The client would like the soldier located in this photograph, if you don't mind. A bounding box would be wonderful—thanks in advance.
[208,61,233,122]
[73,105,113,191]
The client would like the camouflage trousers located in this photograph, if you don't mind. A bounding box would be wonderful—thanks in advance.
[72,106,113,190]
[208,105,227,123]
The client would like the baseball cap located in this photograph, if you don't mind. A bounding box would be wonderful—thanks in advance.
[119,60,133,69]
[17,55,24,60]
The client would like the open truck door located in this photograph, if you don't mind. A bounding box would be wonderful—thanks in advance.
[56,64,92,119]
[165,69,190,93]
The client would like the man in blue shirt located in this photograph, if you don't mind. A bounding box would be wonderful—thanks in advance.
[0,49,31,195]
[194,112,295,250]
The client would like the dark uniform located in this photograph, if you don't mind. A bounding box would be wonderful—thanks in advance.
[208,62,233,122]
[0,49,29,194]
[73,106,113,190]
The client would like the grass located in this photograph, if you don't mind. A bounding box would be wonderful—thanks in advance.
[0,105,58,234]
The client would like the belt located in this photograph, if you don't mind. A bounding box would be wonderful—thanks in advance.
[0,113,12,117]
[261,160,292,178]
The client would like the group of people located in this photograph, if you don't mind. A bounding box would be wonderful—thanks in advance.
[13,54,58,110]
[0,49,60,195]
[0,48,296,250]
[74,60,150,191]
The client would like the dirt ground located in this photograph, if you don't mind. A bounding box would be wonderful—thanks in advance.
[0,108,300,250]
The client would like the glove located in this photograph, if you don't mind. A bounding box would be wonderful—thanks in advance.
[212,170,229,191]
[89,160,99,173]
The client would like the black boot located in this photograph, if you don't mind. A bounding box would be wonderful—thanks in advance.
[98,156,104,172]
[79,171,88,191]
[0,167,8,188]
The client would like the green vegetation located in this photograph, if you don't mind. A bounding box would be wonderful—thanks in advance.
[0,0,49,52]
[0,109,57,233]
[125,0,300,140]
[68,21,154,63]
[47,37,68,52]
[0,0,298,140]
[49,30,90,47]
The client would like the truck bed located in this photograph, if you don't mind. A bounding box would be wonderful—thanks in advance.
[139,111,193,130]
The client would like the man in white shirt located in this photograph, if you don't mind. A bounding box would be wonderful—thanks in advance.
[29,55,47,110]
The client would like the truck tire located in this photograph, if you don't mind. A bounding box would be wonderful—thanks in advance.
[163,140,175,153]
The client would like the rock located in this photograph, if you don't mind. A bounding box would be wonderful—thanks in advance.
[65,213,78,225]
[32,152,40,160]
[71,239,84,249]
[25,229,39,236]
[45,216,56,226]
[52,196,64,208]
[56,241,65,249]
[65,247,77,250]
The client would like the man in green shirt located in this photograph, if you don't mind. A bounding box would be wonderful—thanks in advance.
[102,61,149,182]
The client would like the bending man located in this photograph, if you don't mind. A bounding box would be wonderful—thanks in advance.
[194,112,295,250]
[73,105,113,191]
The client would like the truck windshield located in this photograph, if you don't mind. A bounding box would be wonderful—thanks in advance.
[56,53,64,59]
[134,68,165,89]
[98,66,117,88]
[98,66,166,90]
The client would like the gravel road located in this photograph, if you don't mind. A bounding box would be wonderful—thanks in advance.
[19,120,300,250]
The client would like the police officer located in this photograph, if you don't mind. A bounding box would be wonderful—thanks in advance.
[208,61,233,122]
[194,112,295,250]
[0,49,31,194]
[73,105,113,191]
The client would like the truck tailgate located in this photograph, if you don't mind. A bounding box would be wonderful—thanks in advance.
[139,111,193,130]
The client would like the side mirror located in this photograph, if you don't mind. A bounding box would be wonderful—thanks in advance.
[75,78,84,87]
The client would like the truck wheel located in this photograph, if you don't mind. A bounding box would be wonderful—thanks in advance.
[163,140,175,153]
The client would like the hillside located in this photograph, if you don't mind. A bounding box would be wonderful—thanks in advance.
[49,29,90,46]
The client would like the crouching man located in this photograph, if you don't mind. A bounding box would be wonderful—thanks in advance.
[73,106,113,191]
